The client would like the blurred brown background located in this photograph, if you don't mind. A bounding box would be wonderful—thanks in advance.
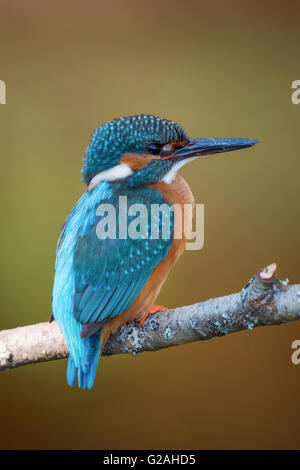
[0,0,300,450]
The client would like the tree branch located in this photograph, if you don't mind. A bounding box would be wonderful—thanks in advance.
[1,263,300,370]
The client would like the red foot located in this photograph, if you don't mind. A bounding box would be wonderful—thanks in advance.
[139,305,168,327]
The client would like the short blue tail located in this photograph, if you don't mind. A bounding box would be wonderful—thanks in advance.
[66,334,101,390]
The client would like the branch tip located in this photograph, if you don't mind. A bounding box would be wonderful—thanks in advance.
[257,262,277,282]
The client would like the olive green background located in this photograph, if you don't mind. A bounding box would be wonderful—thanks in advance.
[0,0,300,449]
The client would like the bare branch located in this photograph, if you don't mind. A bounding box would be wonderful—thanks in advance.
[1,264,300,370]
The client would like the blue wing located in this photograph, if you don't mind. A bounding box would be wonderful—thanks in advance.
[72,187,174,335]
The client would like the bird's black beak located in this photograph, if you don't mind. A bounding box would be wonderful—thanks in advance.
[169,138,258,160]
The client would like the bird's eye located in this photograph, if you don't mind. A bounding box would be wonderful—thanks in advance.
[147,143,161,155]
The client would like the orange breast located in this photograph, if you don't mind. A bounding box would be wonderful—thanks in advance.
[151,175,195,242]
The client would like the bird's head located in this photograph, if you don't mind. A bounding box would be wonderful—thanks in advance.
[82,114,257,189]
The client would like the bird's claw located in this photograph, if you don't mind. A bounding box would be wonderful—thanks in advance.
[139,305,167,328]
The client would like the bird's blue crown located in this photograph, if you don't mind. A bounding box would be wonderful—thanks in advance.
[81,114,187,184]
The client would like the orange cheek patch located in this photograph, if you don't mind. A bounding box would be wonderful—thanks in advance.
[171,140,188,149]
[120,153,158,171]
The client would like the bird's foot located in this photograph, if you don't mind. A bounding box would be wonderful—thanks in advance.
[139,305,167,328]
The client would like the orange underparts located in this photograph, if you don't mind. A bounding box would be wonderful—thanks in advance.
[139,305,168,327]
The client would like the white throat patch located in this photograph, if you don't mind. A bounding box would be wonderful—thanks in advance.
[88,163,133,190]
[162,157,198,184]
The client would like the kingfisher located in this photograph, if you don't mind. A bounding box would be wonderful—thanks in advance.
[52,114,257,389]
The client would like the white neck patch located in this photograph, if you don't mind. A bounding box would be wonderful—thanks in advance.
[88,163,133,190]
[162,157,198,184]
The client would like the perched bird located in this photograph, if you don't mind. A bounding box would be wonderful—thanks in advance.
[52,114,257,389]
